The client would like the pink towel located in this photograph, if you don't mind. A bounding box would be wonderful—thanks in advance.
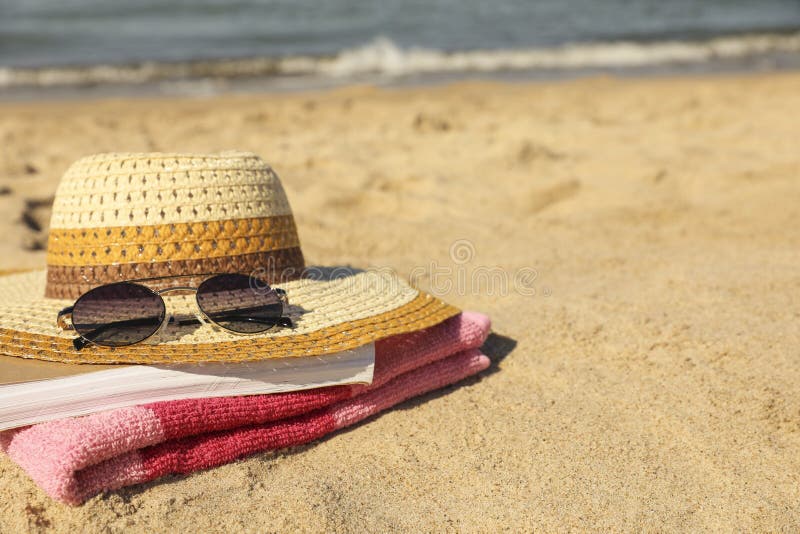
[1,312,491,505]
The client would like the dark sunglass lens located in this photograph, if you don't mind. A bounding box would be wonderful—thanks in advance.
[71,283,165,347]
[196,274,283,334]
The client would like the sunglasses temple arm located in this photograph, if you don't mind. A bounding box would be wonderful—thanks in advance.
[71,317,165,351]
[172,314,293,328]
[70,311,294,352]
[75,313,293,348]
[201,312,294,329]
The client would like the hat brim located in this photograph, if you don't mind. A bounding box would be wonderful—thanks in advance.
[0,270,459,364]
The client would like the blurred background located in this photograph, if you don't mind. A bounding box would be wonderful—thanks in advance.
[2,0,800,98]
[2,2,800,530]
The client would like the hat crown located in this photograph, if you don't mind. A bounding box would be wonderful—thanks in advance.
[45,152,305,299]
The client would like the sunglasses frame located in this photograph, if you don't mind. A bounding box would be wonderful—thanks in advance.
[57,273,293,350]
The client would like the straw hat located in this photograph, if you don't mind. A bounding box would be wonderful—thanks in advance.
[0,152,459,364]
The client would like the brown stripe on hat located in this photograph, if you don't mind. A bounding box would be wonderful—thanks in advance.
[45,247,306,299]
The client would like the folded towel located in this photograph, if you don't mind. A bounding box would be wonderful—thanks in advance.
[2,312,491,504]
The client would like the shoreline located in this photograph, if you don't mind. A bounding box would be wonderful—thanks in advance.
[2,32,800,102]
[2,61,799,103]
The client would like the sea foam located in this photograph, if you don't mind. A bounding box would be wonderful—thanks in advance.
[1,32,799,89]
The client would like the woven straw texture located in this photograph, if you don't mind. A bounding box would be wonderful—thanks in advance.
[49,152,293,229]
[0,151,460,364]
[0,312,491,504]
[45,152,303,298]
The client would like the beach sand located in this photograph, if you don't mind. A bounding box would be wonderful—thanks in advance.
[1,72,799,531]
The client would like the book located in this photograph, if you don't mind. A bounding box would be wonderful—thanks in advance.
[0,345,374,431]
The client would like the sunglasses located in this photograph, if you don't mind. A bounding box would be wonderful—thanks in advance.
[56,273,293,351]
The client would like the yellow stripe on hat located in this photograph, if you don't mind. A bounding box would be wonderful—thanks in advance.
[46,215,301,266]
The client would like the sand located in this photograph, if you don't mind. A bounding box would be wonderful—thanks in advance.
[1,72,800,531]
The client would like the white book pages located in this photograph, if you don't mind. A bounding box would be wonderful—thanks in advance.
[0,344,374,431]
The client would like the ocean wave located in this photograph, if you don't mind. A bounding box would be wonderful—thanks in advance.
[1,31,800,88]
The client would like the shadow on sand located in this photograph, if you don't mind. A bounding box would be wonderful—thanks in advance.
[108,331,517,504]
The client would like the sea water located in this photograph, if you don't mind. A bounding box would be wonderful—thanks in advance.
[1,0,799,90]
